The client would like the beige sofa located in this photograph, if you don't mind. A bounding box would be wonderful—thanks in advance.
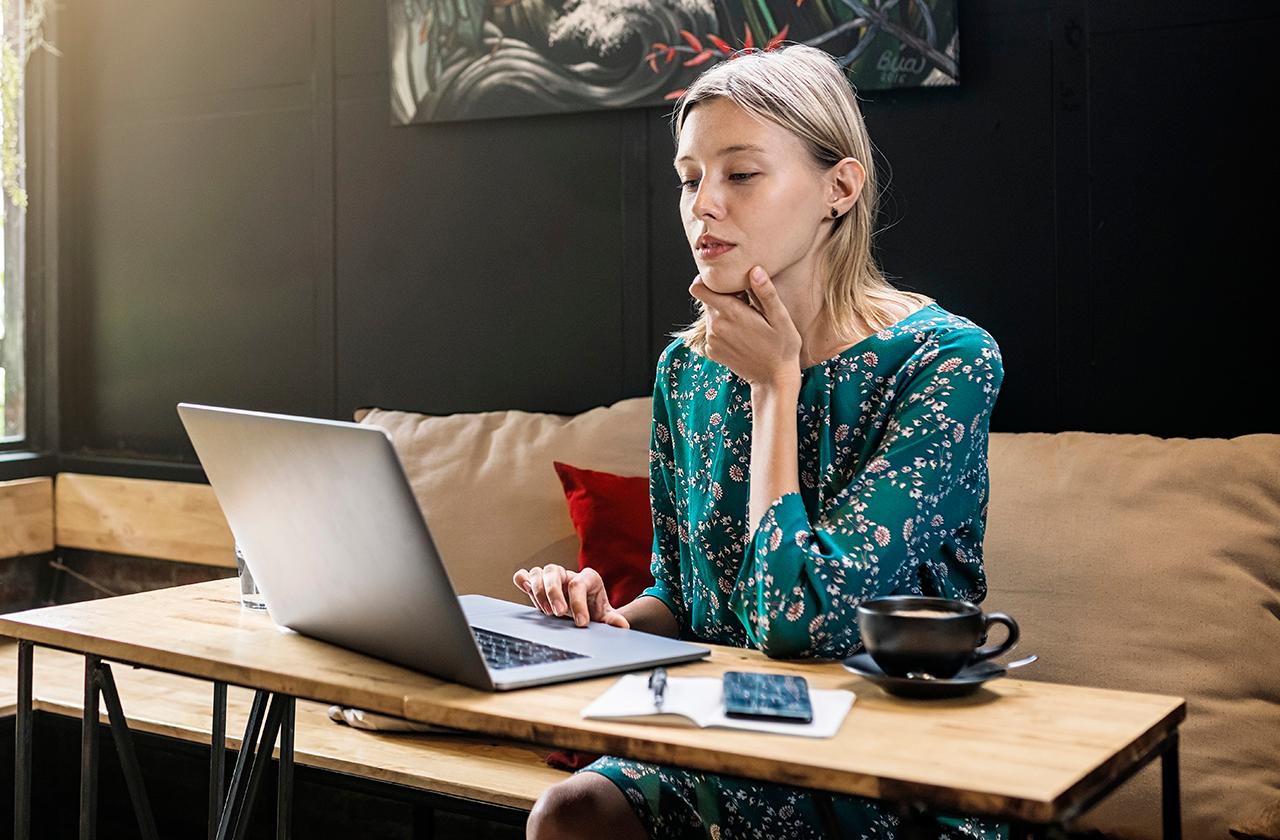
[356,399,1280,840]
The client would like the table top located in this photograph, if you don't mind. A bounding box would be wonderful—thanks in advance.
[0,579,1185,823]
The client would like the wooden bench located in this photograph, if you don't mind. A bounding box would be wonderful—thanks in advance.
[0,473,570,829]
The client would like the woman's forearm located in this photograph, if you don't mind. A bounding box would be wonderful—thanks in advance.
[749,378,803,534]
[618,594,680,638]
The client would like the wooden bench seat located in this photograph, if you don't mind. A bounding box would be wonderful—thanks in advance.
[0,640,568,812]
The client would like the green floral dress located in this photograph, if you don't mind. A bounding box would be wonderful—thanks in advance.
[581,302,1008,840]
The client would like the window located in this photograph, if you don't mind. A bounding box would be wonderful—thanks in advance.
[0,0,47,444]
[1,173,25,443]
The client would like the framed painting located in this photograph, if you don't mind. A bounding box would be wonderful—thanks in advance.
[389,0,958,124]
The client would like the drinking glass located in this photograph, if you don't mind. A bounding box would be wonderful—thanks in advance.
[234,543,267,611]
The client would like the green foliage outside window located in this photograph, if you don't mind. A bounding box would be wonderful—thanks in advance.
[1,0,56,440]
[2,0,56,210]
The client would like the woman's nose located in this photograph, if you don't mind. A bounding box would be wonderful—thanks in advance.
[690,183,724,219]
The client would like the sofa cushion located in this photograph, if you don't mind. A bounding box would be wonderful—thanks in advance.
[552,461,654,607]
[982,432,1280,840]
[356,398,651,602]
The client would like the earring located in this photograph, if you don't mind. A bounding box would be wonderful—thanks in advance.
[830,207,839,218]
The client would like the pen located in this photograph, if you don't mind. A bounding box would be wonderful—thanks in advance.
[648,666,667,711]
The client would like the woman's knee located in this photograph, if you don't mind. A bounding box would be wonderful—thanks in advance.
[527,772,645,840]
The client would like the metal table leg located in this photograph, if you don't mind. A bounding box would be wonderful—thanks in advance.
[97,664,160,840]
[20,650,299,840]
[80,655,101,840]
[210,682,227,840]
[216,689,269,840]
[277,696,295,840]
[231,694,287,840]
[14,641,33,840]
[211,690,296,840]
[1162,732,1182,840]
[75,658,162,839]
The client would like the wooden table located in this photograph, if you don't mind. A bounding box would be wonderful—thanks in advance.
[0,579,1186,839]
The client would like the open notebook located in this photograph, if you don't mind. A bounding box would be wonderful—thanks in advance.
[581,674,855,738]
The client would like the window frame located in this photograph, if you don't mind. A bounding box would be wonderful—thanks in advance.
[0,0,55,464]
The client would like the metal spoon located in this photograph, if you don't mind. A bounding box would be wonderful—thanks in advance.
[905,654,1038,681]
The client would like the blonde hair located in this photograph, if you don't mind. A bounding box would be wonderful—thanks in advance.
[668,43,932,354]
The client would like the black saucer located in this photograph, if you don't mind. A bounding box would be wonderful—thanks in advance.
[841,652,1007,699]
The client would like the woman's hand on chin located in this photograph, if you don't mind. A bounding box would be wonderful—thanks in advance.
[689,266,802,389]
[512,565,630,629]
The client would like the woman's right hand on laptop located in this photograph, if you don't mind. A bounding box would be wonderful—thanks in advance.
[512,565,630,630]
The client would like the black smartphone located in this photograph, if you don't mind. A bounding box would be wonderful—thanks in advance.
[722,671,814,724]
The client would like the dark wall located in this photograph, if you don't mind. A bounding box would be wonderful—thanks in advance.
[43,0,1276,469]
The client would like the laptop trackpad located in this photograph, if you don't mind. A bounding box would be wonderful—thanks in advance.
[460,594,645,658]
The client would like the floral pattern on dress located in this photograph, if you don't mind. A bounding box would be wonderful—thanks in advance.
[582,302,1007,839]
[587,755,1005,840]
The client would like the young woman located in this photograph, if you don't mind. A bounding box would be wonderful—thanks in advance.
[513,43,1006,840]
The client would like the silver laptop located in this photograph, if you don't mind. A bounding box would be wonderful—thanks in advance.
[176,403,709,690]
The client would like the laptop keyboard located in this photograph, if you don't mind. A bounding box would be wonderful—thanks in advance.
[471,626,588,671]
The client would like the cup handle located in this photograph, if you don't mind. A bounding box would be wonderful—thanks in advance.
[970,613,1019,663]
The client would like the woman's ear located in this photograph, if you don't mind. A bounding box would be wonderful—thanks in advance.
[829,157,866,214]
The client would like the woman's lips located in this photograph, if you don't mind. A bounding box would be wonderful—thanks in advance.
[696,242,736,260]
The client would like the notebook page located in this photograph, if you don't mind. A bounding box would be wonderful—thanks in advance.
[581,674,854,738]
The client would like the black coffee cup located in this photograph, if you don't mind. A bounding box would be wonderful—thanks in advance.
[855,595,1019,679]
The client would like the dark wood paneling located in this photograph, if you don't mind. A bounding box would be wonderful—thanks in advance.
[1090,0,1277,33]
[620,108,654,397]
[860,3,1057,432]
[0,453,57,483]
[333,90,628,417]
[646,106,701,362]
[1048,0,1093,433]
[47,549,232,606]
[80,105,319,439]
[84,0,314,101]
[0,554,54,615]
[66,0,326,458]
[1087,14,1276,438]
[333,0,628,418]
[314,0,339,419]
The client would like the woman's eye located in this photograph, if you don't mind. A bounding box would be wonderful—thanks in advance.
[678,173,757,191]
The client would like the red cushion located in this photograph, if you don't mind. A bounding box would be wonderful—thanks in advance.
[552,461,654,607]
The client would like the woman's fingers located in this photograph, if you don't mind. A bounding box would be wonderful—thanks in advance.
[543,564,572,617]
[566,573,591,627]
[583,569,630,629]
[512,568,540,610]
[526,567,553,615]
[519,565,628,629]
